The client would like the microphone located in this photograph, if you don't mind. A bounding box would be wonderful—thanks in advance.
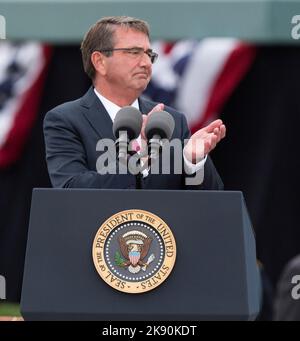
[145,110,175,160]
[113,106,143,161]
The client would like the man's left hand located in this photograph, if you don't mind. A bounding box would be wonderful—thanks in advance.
[184,119,226,164]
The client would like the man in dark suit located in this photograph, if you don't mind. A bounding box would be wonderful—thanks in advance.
[44,16,226,190]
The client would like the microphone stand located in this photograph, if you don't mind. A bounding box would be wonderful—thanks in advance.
[135,172,142,189]
[128,147,143,190]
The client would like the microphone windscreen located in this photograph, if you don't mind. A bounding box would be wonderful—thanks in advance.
[113,106,143,140]
[145,111,175,140]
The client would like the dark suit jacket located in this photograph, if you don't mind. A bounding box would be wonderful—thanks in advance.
[43,87,223,190]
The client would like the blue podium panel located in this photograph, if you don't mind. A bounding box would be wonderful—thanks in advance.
[21,189,260,320]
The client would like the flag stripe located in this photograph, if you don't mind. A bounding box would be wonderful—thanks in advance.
[176,38,239,127]
[0,44,52,168]
[146,39,256,133]
[191,42,257,132]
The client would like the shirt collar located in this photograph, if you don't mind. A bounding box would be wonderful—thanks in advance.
[94,88,139,122]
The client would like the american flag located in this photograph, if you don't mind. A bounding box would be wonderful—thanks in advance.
[0,42,51,168]
[144,38,256,132]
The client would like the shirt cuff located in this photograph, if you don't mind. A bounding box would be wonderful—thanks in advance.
[183,152,207,175]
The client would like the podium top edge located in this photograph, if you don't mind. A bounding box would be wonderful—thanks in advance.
[32,188,244,196]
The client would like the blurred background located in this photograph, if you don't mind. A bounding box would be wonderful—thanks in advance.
[0,0,300,320]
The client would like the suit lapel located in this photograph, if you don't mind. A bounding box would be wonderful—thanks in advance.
[138,97,154,115]
[80,87,115,141]
[80,89,156,141]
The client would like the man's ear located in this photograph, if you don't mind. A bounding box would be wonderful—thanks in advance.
[91,51,107,76]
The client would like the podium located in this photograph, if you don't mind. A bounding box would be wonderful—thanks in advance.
[21,189,260,320]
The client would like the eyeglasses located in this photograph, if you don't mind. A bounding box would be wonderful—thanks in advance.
[98,47,158,64]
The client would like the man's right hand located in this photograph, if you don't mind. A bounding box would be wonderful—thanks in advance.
[140,103,165,142]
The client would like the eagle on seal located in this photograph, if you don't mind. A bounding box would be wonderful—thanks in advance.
[117,230,154,274]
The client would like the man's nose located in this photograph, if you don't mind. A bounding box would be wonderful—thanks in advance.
[139,52,152,68]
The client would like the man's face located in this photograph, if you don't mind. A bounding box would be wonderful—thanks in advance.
[103,27,152,95]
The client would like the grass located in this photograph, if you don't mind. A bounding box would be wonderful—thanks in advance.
[0,303,21,317]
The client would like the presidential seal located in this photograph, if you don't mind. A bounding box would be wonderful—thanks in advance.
[92,209,176,293]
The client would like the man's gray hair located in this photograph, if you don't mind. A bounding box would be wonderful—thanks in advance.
[81,16,150,80]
